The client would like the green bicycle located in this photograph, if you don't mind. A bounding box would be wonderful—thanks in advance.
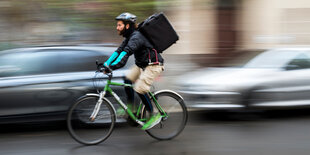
[67,62,188,145]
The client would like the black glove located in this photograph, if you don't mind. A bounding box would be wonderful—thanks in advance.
[96,63,104,72]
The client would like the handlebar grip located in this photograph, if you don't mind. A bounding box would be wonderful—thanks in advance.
[96,61,112,73]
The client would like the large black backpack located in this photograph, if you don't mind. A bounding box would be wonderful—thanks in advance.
[138,12,179,53]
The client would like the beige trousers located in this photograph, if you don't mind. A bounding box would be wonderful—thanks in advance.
[126,65,164,94]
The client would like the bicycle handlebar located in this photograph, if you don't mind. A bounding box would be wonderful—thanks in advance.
[96,60,112,75]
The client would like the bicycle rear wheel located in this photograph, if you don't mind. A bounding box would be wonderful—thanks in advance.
[67,95,116,145]
[143,90,188,140]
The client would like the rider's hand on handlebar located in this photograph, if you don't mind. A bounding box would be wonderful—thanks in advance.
[104,67,112,74]
[96,63,103,71]
[96,61,112,74]
[102,63,112,74]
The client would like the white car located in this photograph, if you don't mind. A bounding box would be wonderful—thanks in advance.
[177,48,310,111]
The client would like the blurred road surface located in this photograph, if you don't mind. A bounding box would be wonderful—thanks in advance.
[1,110,310,155]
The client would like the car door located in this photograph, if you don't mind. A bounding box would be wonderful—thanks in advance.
[56,49,127,108]
[0,50,60,116]
[254,51,310,107]
[29,48,126,116]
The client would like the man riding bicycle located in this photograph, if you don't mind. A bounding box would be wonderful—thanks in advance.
[103,12,164,130]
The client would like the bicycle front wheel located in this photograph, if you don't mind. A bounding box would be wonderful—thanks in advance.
[143,90,188,140]
[67,95,116,145]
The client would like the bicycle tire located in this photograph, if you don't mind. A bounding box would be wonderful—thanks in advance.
[67,94,116,145]
[143,90,188,140]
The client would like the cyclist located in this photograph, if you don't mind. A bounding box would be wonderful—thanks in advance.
[104,12,164,130]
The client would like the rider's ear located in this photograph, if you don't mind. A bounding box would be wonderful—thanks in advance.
[126,24,130,29]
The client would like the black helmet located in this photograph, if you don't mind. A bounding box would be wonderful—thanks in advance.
[115,12,137,23]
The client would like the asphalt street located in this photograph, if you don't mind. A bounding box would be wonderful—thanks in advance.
[1,55,310,155]
[1,110,310,155]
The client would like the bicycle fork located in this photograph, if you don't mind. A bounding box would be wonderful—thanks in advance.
[89,91,106,122]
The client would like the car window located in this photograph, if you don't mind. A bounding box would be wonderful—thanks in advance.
[57,50,109,72]
[285,53,310,70]
[0,51,59,77]
[243,50,304,69]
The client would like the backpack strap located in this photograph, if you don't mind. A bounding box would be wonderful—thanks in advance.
[148,48,160,65]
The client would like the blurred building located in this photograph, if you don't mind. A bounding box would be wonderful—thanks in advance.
[1,0,310,62]
[166,0,310,65]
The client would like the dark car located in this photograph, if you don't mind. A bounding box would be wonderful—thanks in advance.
[0,45,134,123]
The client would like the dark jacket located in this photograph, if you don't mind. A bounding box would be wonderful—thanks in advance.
[110,30,164,70]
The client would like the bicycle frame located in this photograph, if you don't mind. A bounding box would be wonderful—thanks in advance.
[90,72,167,126]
